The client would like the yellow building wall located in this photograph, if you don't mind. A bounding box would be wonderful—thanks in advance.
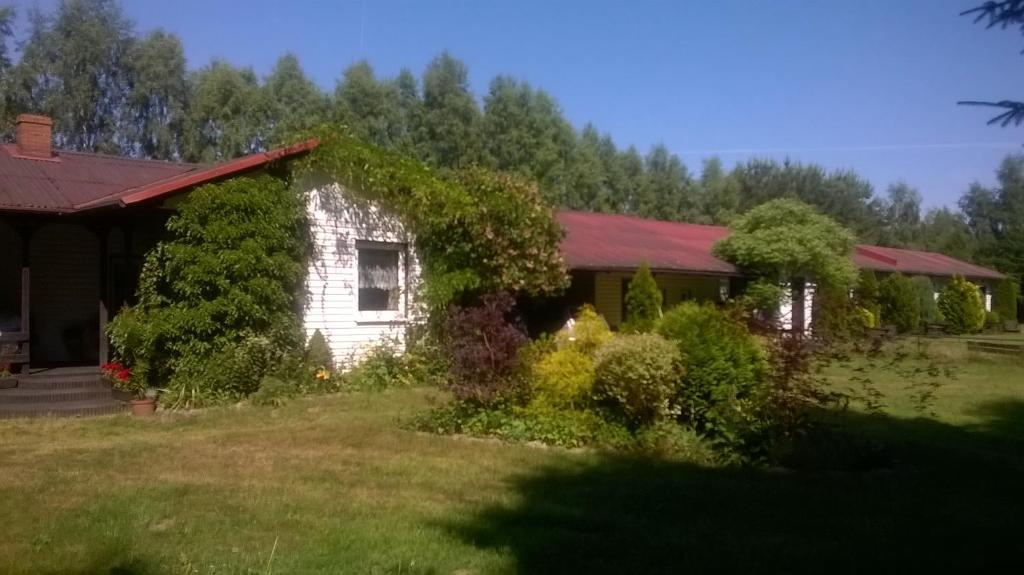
[593,271,725,328]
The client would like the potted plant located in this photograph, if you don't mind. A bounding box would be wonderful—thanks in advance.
[102,361,155,416]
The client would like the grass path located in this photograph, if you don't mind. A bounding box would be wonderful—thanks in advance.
[2,347,1024,574]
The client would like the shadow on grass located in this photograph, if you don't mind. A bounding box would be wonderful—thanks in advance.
[446,402,1024,574]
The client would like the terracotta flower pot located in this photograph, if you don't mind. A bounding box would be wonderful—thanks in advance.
[129,397,157,416]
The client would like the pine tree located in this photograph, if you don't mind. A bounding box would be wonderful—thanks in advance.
[623,262,663,333]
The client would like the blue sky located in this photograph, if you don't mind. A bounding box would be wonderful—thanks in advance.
[24,0,1024,208]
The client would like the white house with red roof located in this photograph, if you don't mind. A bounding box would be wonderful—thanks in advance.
[0,115,416,415]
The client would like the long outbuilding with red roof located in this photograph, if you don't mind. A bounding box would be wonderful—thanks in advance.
[554,210,1003,330]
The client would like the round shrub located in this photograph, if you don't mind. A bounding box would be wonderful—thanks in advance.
[655,302,767,438]
[878,273,920,333]
[530,348,595,410]
[937,276,986,335]
[593,334,682,425]
[555,304,612,356]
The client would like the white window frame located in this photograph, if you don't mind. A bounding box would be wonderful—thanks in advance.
[355,240,407,324]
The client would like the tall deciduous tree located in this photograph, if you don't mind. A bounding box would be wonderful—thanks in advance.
[729,159,881,241]
[417,52,484,169]
[482,75,573,202]
[918,207,977,261]
[125,30,188,160]
[641,144,693,221]
[264,53,326,146]
[333,60,403,149]
[695,156,740,225]
[0,6,16,131]
[878,182,923,247]
[13,0,134,153]
[960,155,1024,287]
[183,60,270,162]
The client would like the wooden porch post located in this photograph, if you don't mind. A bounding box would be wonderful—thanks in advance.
[14,224,33,370]
[98,229,109,365]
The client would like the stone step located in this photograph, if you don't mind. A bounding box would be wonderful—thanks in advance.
[0,398,126,419]
[13,376,107,391]
[0,386,114,404]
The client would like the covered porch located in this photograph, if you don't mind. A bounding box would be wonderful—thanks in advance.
[0,214,166,372]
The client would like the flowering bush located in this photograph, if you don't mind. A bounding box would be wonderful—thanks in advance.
[102,361,146,398]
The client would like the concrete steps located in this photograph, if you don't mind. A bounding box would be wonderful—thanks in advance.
[0,368,126,419]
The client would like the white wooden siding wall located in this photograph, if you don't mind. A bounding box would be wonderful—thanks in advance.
[303,184,421,366]
[594,271,724,328]
[778,281,815,332]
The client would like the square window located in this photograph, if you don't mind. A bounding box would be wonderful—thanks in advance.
[358,246,401,311]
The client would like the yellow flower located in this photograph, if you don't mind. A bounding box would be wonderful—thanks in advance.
[315,368,331,381]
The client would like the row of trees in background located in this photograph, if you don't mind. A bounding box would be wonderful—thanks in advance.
[1,0,1022,295]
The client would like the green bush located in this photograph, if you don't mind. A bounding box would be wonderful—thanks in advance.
[937,276,986,335]
[593,333,681,425]
[343,342,414,391]
[994,278,1019,323]
[855,306,877,329]
[633,421,718,464]
[854,270,882,324]
[250,376,296,407]
[408,402,633,449]
[554,304,612,356]
[107,175,308,406]
[622,262,662,333]
[911,276,940,328]
[160,334,289,408]
[985,310,1002,330]
[530,348,595,410]
[811,280,860,339]
[655,302,768,439]
[878,273,920,333]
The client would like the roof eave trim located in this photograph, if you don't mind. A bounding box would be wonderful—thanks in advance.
[117,139,318,208]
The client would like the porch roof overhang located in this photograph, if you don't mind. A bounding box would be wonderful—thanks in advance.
[0,139,318,216]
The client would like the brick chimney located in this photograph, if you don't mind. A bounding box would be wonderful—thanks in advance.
[15,114,53,158]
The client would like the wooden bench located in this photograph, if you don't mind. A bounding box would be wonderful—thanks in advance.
[966,340,1024,357]
[0,331,29,366]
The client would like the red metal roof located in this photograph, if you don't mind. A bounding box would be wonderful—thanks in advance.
[557,210,1004,281]
[852,244,1003,280]
[0,139,317,215]
[557,210,739,276]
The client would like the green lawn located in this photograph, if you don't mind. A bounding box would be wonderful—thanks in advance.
[2,342,1024,574]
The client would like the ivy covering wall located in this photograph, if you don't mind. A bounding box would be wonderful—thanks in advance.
[296,127,568,313]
